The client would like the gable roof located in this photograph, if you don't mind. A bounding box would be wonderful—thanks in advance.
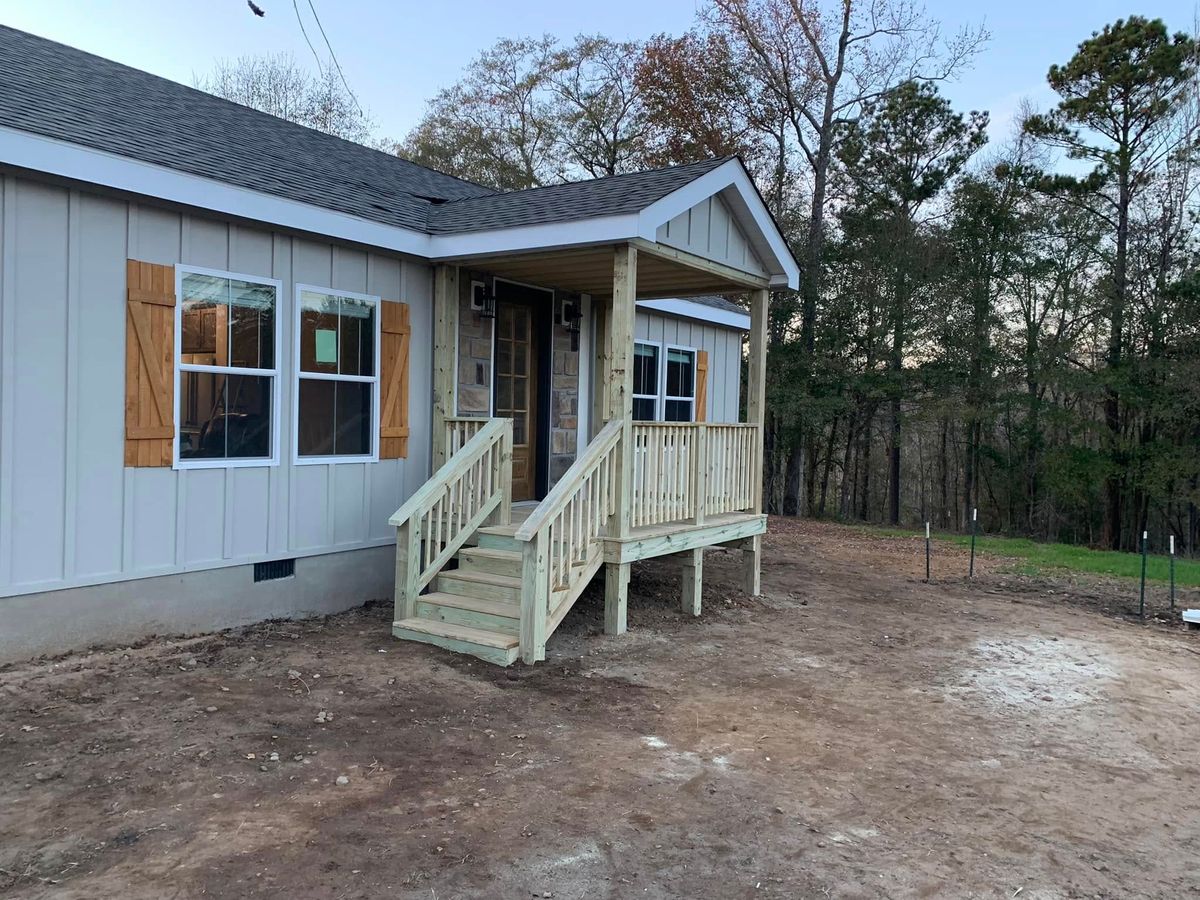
[0,25,799,289]
[427,158,730,234]
[0,25,494,233]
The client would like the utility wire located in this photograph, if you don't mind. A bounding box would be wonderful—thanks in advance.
[304,0,364,115]
[291,0,324,75]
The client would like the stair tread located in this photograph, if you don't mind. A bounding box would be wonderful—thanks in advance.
[393,617,518,650]
[439,570,521,588]
[458,546,521,561]
[477,525,519,536]
[421,591,519,618]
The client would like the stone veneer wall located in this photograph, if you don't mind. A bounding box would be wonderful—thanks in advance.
[456,273,493,417]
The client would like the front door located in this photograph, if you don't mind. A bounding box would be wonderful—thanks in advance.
[494,301,538,501]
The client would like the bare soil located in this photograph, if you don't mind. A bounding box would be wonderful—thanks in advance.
[2,519,1199,899]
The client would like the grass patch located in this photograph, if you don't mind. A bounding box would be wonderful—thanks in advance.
[855,525,1200,587]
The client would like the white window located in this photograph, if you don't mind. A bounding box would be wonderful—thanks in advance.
[175,265,281,468]
[294,285,381,463]
[633,341,660,421]
[663,345,697,422]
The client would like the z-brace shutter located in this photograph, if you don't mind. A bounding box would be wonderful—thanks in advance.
[380,300,411,459]
[695,349,709,422]
[125,260,176,466]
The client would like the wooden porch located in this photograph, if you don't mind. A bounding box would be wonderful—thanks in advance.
[388,242,769,665]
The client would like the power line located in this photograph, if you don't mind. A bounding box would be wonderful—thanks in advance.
[304,0,364,115]
[291,0,324,76]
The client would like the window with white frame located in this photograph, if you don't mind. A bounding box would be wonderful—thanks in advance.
[177,266,280,466]
[295,286,381,461]
[633,341,660,421]
[663,346,697,422]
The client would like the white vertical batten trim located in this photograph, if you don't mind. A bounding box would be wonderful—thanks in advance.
[0,176,15,587]
[63,189,81,580]
[173,215,189,568]
[120,201,138,573]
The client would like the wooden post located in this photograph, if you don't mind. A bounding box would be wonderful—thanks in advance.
[431,264,459,470]
[393,519,421,622]
[681,548,703,616]
[743,287,768,596]
[605,245,637,631]
[497,419,514,526]
[693,423,708,524]
[604,561,629,635]
[520,531,548,663]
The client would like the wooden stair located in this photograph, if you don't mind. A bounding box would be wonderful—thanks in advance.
[392,530,524,666]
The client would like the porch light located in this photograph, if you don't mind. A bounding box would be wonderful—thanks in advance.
[563,298,582,352]
[473,281,496,319]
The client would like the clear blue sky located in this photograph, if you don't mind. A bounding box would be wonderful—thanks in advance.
[1,0,1196,145]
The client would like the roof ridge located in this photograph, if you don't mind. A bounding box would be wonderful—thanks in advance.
[0,24,497,198]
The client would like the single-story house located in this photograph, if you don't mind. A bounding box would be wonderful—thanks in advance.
[0,25,798,664]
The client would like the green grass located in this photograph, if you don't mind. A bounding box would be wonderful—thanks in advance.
[855,525,1200,587]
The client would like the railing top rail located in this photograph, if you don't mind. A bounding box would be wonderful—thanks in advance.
[514,419,623,542]
[632,421,759,428]
[388,417,509,527]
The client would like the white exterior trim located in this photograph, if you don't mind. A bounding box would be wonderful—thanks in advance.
[0,126,434,257]
[0,127,798,288]
[637,298,750,331]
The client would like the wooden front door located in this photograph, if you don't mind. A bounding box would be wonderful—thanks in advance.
[494,301,538,501]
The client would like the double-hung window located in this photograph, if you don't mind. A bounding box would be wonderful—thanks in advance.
[295,286,381,462]
[176,266,281,467]
[663,346,697,422]
[633,341,660,421]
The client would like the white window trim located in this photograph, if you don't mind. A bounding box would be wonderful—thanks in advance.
[173,264,283,470]
[633,339,663,421]
[292,283,383,466]
[663,343,698,423]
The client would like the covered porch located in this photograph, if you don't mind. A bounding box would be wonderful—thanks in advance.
[389,158,797,665]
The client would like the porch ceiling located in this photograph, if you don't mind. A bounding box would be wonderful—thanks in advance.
[453,240,768,300]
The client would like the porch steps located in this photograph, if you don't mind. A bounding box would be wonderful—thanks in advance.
[457,546,522,577]
[437,569,521,603]
[416,592,520,634]
[391,618,519,666]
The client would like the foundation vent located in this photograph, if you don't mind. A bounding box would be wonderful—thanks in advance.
[254,558,296,583]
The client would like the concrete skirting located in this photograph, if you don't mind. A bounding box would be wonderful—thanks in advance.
[0,545,394,664]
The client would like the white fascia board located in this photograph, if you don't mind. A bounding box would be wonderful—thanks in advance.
[637,159,801,290]
[428,213,641,260]
[0,125,434,257]
[638,298,750,330]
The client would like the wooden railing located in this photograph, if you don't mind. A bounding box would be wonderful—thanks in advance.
[390,418,513,620]
[444,415,488,458]
[513,419,622,663]
[632,422,760,527]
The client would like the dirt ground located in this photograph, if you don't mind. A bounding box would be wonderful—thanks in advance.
[3,519,1199,900]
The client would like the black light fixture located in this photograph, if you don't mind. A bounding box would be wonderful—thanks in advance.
[563,297,582,352]
[473,280,496,319]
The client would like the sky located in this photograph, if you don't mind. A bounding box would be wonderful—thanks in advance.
[1,0,1198,147]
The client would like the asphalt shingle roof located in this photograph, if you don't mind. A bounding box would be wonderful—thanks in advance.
[0,26,732,239]
[426,157,730,234]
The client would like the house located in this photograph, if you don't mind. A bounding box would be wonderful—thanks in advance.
[0,26,799,665]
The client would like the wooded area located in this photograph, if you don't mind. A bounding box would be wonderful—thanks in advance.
[203,1,1200,555]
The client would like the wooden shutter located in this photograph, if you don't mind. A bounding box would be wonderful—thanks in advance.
[380,300,411,459]
[125,260,176,466]
[695,349,709,422]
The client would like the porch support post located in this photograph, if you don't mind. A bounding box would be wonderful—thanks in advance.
[604,243,637,635]
[681,548,704,616]
[743,287,768,596]
[431,264,459,470]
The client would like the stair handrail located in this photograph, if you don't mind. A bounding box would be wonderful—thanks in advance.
[513,419,623,663]
[390,417,513,621]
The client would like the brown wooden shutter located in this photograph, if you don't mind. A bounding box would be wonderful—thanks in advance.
[380,300,411,459]
[695,349,709,422]
[125,260,176,466]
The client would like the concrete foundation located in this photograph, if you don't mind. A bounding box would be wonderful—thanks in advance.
[0,545,394,664]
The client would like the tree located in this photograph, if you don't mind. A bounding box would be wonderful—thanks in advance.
[1025,16,1198,549]
[195,52,376,144]
[837,80,987,524]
